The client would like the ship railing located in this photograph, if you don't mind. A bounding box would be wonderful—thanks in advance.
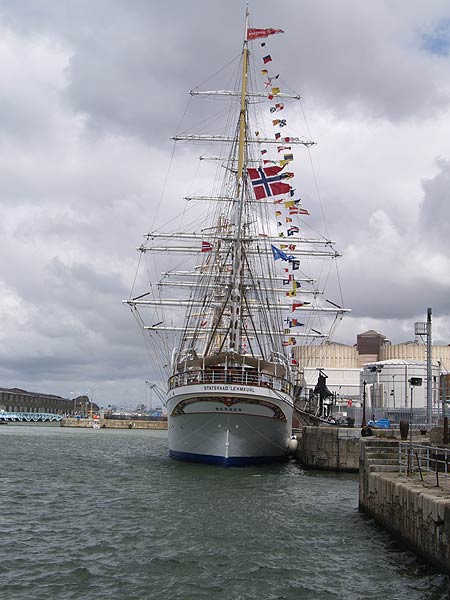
[168,369,291,395]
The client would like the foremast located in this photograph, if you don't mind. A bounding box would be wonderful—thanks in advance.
[229,9,249,353]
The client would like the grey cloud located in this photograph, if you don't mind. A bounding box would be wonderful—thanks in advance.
[1,0,450,407]
[337,204,450,326]
[1,0,240,142]
[63,3,450,138]
[45,257,125,298]
[3,0,450,145]
[284,0,450,121]
[420,157,450,243]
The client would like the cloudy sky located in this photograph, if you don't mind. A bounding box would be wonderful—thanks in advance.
[1,0,450,408]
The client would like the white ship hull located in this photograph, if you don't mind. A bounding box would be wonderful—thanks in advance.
[167,383,293,466]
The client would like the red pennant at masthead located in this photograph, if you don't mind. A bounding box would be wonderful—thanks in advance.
[247,28,284,40]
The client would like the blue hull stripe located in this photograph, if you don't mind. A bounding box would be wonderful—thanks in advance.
[169,449,288,467]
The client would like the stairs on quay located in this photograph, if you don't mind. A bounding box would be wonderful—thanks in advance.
[361,439,400,473]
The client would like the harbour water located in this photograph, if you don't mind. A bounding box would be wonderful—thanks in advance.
[1,426,448,599]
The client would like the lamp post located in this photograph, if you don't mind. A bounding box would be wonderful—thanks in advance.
[409,384,413,445]
[361,380,367,428]
[415,309,433,427]
[369,364,384,418]
[391,374,396,410]
[145,381,155,412]
[408,377,423,443]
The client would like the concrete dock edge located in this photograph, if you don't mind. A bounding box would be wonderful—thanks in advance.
[295,426,360,471]
[359,438,450,575]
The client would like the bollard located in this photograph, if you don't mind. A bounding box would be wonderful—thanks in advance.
[399,420,409,441]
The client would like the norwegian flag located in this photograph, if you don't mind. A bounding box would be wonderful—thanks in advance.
[201,241,213,252]
[247,166,291,200]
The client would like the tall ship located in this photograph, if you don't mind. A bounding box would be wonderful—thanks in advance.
[125,12,349,465]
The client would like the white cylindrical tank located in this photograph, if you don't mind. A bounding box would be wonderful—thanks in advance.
[294,343,359,369]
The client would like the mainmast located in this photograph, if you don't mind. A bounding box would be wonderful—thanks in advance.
[124,12,351,375]
[229,8,249,353]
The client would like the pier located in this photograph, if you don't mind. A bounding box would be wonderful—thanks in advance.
[60,417,167,430]
[359,437,450,575]
[294,426,360,471]
[295,424,450,574]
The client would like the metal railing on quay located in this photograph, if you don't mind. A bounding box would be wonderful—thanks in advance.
[105,414,167,422]
[342,406,441,428]
[399,442,450,486]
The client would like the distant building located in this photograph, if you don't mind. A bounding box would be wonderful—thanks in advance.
[356,330,388,367]
[355,329,450,371]
[0,388,99,415]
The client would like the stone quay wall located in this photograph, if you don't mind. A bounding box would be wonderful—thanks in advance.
[61,418,168,430]
[295,426,360,471]
[359,438,450,575]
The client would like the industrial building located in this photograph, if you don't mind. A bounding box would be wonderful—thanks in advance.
[295,342,360,403]
[295,327,450,412]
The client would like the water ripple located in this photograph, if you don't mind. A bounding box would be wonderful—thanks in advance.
[0,425,449,599]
